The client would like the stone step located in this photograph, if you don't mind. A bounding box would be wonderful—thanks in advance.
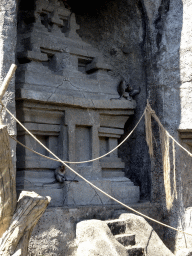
[115,233,135,246]
[125,246,144,256]
[106,219,126,235]
[102,170,125,178]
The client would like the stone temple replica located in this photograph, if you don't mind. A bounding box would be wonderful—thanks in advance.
[1,0,192,255]
[16,0,139,207]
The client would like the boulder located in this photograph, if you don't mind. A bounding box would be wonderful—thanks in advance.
[76,219,128,256]
[119,213,174,256]
[176,249,192,256]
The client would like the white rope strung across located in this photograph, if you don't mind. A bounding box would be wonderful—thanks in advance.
[9,108,146,164]
[146,102,192,158]
[2,102,192,237]
[9,134,60,163]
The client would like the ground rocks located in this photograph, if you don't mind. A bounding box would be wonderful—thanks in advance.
[75,214,174,256]
[176,249,192,256]
[119,213,174,256]
[76,219,128,256]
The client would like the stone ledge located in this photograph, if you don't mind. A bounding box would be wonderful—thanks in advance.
[16,88,136,110]
[178,128,192,146]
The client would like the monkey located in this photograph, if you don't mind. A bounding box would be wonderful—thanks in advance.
[42,165,78,186]
[126,85,141,98]
[110,80,131,100]
[55,165,66,183]
[55,165,78,183]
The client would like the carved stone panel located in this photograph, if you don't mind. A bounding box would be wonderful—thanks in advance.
[16,0,140,207]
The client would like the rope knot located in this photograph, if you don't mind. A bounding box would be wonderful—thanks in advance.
[146,101,155,116]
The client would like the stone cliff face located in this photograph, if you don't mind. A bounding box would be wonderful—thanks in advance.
[142,0,192,252]
[73,0,192,252]
[0,0,17,169]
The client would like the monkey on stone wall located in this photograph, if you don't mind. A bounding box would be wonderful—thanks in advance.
[42,165,78,186]
[110,79,140,100]
[55,165,78,183]
[55,165,66,183]
[110,79,131,100]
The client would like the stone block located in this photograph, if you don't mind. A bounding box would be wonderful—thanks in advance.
[102,170,125,178]
[17,186,64,207]
[76,219,128,256]
[119,214,174,256]
[17,108,64,125]
[106,219,127,235]
[109,177,140,205]
[71,166,102,180]
[17,157,59,169]
[98,127,124,136]
[16,170,64,207]
[115,233,135,246]
[100,114,131,129]
[100,160,125,169]
[17,123,60,135]
[65,177,139,206]
[18,51,48,62]
[17,88,136,109]
[85,57,112,72]
[66,180,112,206]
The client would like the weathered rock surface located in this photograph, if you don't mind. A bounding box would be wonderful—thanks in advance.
[0,125,50,256]
[176,249,192,256]
[75,214,173,256]
[28,202,162,256]
[1,0,192,254]
[76,219,128,256]
[119,213,174,256]
[0,0,17,169]
[0,125,16,237]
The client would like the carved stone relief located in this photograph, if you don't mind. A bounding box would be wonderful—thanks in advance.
[16,0,140,207]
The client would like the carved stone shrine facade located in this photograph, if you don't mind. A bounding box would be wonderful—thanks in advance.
[16,0,140,207]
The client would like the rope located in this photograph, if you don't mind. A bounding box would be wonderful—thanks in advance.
[9,135,60,163]
[10,109,146,164]
[2,102,192,237]
[10,103,192,163]
[146,101,192,158]
[0,103,3,125]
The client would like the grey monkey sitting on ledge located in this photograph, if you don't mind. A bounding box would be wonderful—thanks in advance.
[127,85,141,97]
[55,165,79,183]
[55,165,66,183]
[111,79,131,100]
[110,79,141,100]
[43,165,78,185]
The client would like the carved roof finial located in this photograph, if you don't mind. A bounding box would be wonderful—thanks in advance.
[66,13,82,41]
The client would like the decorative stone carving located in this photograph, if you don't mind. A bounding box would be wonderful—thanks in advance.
[16,0,140,207]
